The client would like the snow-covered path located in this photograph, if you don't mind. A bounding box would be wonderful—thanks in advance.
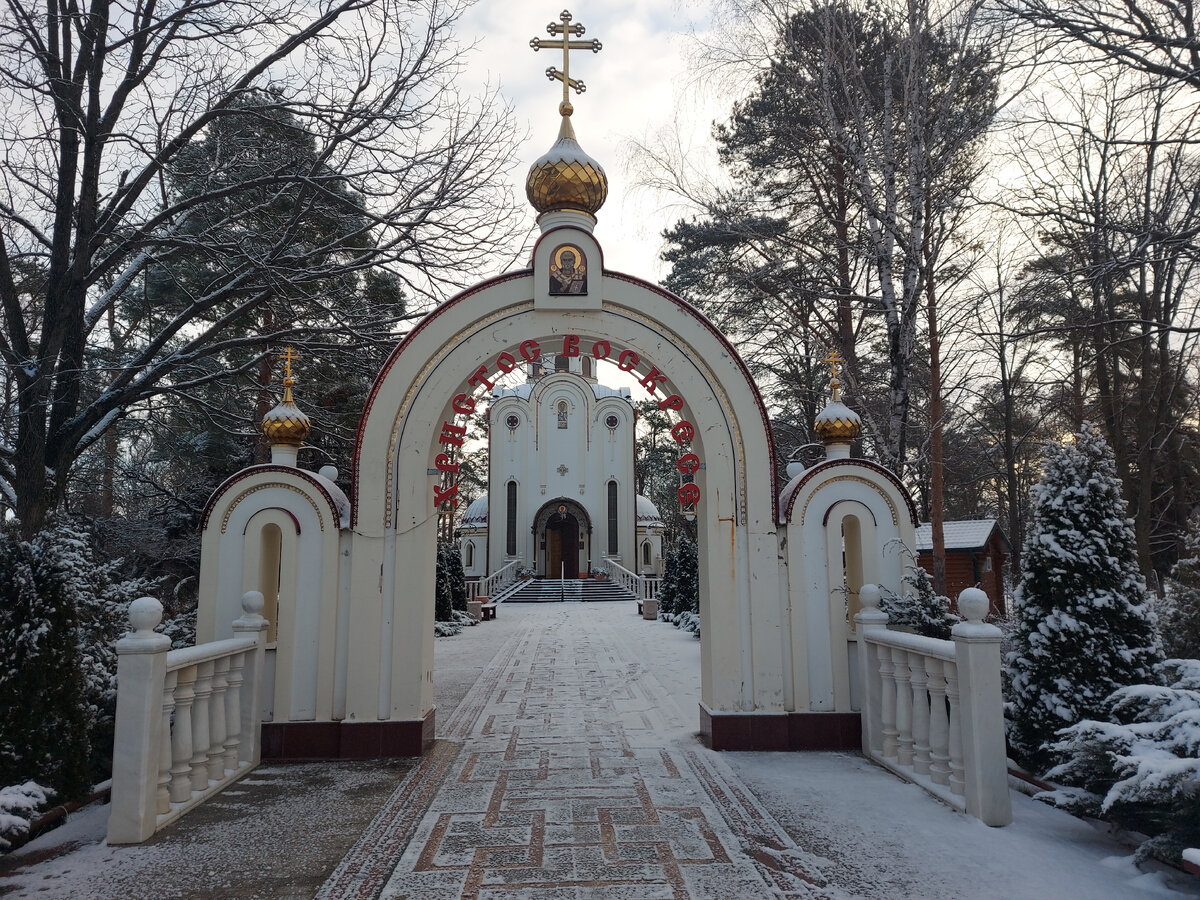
[3,601,1198,898]
[321,602,1197,899]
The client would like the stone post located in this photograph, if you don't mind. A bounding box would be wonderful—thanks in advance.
[951,587,1012,826]
[232,591,270,766]
[108,597,171,844]
[853,584,889,756]
[641,598,658,620]
[468,597,484,622]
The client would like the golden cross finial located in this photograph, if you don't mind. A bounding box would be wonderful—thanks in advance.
[530,9,603,116]
[280,346,300,387]
[826,349,842,381]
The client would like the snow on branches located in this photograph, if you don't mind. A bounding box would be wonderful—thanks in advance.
[1005,424,1162,772]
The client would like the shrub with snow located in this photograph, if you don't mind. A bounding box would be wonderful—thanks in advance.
[1162,516,1200,661]
[0,781,53,851]
[658,537,698,620]
[0,522,158,802]
[1005,424,1162,772]
[879,547,959,640]
[1041,658,1200,864]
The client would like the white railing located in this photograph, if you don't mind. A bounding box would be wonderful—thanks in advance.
[604,559,661,600]
[855,584,1011,827]
[468,558,523,602]
[108,591,269,844]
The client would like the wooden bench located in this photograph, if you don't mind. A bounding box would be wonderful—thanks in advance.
[481,602,498,621]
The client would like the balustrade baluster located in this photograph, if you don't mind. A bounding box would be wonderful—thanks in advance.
[893,647,914,766]
[878,642,898,758]
[157,670,178,815]
[190,661,215,791]
[208,657,229,780]
[946,660,965,795]
[910,654,931,775]
[169,666,197,803]
[224,652,244,770]
[927,658,950,786]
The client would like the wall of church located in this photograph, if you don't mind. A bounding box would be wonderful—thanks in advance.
[487,373,636,577]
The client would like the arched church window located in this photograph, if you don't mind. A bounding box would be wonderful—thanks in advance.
[555,355,569,372]
[556,400,568,429]
[607,480,618,554]
[642,541,652,567]
[464,541,474,568]
[582,357,592,379]
[506,482,517,556]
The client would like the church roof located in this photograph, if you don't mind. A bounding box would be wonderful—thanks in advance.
[461,495,489,529]
[636,495,663,526]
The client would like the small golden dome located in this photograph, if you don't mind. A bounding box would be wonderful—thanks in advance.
[526,114,608,217]
[262,377,311,447]
[814,379,862,444]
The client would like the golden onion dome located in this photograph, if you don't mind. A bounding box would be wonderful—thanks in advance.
[526,108,608,217]
[814,379,862,444]
[262,376,311,447]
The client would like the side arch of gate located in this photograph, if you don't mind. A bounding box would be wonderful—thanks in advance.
[347,269,786,731]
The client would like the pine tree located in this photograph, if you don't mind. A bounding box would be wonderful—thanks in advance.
[1005,423,1163,771]
[434,545,454,622]
[0,530,92,801]
[657,543,679,617]
[879,549,959,640]
[1162,517,1200,660]
[674,537,700,616]
[446,545,467,614]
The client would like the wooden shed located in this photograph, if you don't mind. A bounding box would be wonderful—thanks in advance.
[915,519,1011,616]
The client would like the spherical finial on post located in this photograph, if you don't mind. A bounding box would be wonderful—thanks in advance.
[957,587,989,624]
[128,596,163,634]
[559,100,574,117]
[241,590,265,617]
[859,583,881,610]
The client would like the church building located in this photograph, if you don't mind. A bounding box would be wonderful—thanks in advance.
[457,353,665,581]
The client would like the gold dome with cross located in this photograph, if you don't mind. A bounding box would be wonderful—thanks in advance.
[525,10,609,217]
[261,347,312,447]
[814,350,862,444]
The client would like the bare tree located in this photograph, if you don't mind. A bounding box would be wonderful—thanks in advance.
[0,0,524,537]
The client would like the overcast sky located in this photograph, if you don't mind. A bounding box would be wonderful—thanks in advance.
[458,1,730,282]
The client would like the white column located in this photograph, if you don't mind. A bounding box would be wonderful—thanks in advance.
[107,598,171,844]
[169,666,197,803]
[910,655,931,775]
[952,587,1013,827]
[232,591,269,765]
[927,658,951,786]
[853,584,888,756]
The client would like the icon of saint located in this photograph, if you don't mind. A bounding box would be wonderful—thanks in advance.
[550,246,587,294]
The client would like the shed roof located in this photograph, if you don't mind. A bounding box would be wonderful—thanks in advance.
[914,519,1009,552]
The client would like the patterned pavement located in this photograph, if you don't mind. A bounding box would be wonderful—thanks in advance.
[318,605,843,900]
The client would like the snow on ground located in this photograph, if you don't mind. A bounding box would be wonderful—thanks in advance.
[2,601,1199,899]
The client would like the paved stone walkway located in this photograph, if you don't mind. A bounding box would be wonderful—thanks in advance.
[319,604,837,900]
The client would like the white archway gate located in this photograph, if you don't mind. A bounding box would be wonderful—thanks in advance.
[348,218,789,751]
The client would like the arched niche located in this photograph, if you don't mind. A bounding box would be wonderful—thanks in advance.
[349,268,784,738]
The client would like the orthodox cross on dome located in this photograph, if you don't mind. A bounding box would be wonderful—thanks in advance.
[826,348,844,401]
[280,345,301,385]
[530,9,603,116]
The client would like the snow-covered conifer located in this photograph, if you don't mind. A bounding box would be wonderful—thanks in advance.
[1162,516,1200,660]
[657,543,679,616]
[879,548,959,640]
[1005,423,1162,771]
[1043,659,1200,863]
[434,544,454,622]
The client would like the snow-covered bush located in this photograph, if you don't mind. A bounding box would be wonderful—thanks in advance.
[1162,517,1200,661]
[879,547,959,639]
[1005,424,1162,772]
[665,610,701,639]
[0,522,158,801]
[434,609,476,637]
[0,781,53,851]
[1040,659,1200,864]
[658,537,698,619]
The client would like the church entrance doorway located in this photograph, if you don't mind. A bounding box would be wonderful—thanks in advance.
[533,498,590,579]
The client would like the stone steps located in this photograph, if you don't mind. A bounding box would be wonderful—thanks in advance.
[504,578,636,603]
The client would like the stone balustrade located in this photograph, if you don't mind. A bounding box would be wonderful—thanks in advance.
[855,584,1012,827]
[108,591,269,844]
[604,559,661,601]
[468,558,523,603]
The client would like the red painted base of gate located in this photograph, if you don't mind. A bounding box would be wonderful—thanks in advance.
[261,708,435,759]
[700,704,860,751]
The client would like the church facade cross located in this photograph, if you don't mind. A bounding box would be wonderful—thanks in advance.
[529,9,602,113]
